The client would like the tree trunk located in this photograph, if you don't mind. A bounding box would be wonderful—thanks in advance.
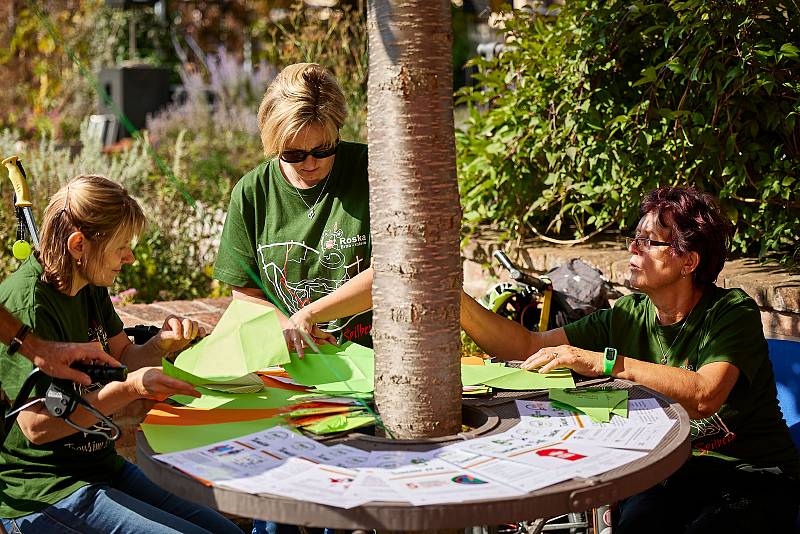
[368,0,462,439]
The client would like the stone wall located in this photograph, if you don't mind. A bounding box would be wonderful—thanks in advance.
[462,239,800,339]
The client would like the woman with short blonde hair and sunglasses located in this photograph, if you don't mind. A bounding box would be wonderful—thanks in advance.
[0,175,241,534]
[215,63,373,357]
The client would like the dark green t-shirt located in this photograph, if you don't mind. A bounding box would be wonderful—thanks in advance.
[564,286,799,478]
[0,255,124,518]
[214,141,373,345]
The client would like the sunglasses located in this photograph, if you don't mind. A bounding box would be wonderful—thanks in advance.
[279,139,339,164]
[625,237,672,251]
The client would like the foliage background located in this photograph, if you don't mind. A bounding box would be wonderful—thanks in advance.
[457,0,799,262]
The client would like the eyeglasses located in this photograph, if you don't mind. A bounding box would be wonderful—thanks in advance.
[625,237,672,251]
[279,139,339,164]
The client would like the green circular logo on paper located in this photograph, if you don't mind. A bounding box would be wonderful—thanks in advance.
[12,240,32,260]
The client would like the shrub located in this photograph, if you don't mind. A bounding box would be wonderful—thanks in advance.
[457,0,800,263]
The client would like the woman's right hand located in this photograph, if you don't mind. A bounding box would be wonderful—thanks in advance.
[127,367,200,400]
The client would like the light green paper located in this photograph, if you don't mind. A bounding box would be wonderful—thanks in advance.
[171,386,299,410]
[549,388,629,423]
[482,367,575,390]
[173,299,289,380]
[460,364,518,386]
[304,413,375,435]
[141,416,285,453]
[163,359,262,393]
[284,342,375,393]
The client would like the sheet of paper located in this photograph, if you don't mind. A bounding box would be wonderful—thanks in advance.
[460,364,518,386]
[171,385,299,410]
[143,404,287,426]
[141,417,285,453]
[268,464,365,508]
[218,457,318,494]
[363,450,439,469]
[311,444,371,468]
[472,437,647,478]
[482,367,575,390]
[549,388,629,423]
[283,342,374,393]
[345,468,406,504]
[377,459,525,505]
[163,359,263,393]
[173,299,289,380]
[435,447,576,493]
[516,398,671,429]
[154,438,287,483]
[303,413,375,435]
[558,421,676,450]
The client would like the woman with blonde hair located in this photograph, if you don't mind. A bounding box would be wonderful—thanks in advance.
[0,175,241,534]
[215,62,373,359]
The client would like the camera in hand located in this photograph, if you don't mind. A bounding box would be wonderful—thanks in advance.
[71,364,128,384]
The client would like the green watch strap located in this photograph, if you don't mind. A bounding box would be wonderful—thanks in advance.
[603,347,618,376]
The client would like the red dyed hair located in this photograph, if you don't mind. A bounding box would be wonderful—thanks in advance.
[640,187,734,286]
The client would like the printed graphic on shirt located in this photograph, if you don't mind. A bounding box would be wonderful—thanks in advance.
[691,413,736,452]
[257,225,369,335]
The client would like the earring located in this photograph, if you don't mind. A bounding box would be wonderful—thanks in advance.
[76,257,82,267]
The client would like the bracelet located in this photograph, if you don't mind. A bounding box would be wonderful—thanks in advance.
[8,324,31,355]
[603,347,618,376]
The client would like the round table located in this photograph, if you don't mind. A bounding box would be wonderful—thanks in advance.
[136,379,690,531]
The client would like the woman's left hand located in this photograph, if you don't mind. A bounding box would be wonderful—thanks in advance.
[154,315,206,354]
[521,345,605,377]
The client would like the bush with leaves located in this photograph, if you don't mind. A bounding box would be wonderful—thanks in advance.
[258,3,368,143]
[457,0,799,262]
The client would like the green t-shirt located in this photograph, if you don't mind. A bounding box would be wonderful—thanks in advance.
[0,255,125,518]
[564,286,800,478]
[214,141,373,346]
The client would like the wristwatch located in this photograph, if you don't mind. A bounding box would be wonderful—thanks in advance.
[603,347,618,376]
[8,324,31,355]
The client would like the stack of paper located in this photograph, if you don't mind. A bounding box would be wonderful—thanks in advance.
[548,388,629,423]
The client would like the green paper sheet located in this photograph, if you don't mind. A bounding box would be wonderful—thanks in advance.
[460,364,518,386]
[549,388,629,423]
[482,367,575,390]
[284,342,374,393]
[173,299,289,380]
[304,413,375,435]
[141,416,284,453]
[171,386,300,410]
[163,359,263,393]
[289,391,373,402]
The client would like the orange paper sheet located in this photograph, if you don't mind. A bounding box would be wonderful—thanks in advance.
[143,403,288,426]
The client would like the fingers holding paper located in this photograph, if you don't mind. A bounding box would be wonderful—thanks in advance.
[522,345,604,377]
[155,315,207,354]
[128,366,200,400]
[285,309,337,359]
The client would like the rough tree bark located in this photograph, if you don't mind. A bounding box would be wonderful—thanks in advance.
[368,0,463,439]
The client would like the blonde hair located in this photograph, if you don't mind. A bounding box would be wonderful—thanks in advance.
[39,175,146,292]
[257,63,346,158]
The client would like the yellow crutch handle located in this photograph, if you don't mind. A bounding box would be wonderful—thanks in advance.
[2,156,33,207]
